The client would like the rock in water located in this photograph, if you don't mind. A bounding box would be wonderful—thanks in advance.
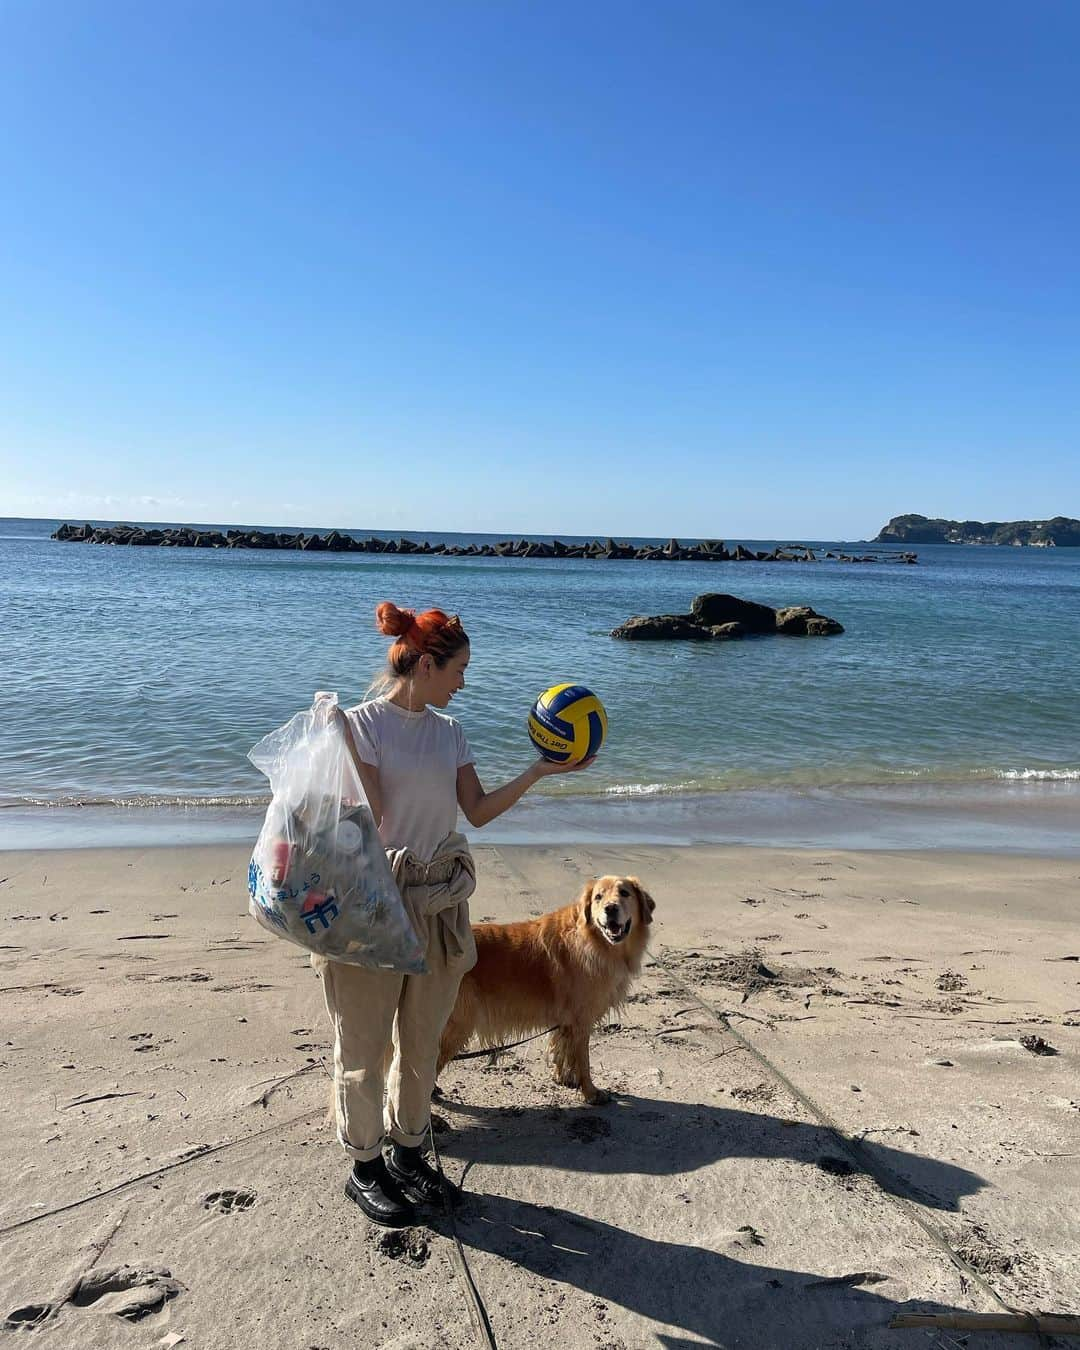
[609,615,712,640]
[690,593,777,632]
[774,605,845,636]
[611,593,844,641]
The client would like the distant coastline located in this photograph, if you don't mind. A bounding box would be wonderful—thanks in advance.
[876,513,1080,546]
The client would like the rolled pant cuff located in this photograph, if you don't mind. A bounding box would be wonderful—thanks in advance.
[340,1135,383,1163]
[388,1125,428,1149]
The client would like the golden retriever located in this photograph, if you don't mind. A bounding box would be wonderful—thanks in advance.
[437,875,655,1105]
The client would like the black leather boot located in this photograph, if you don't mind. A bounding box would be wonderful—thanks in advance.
[344,1157,416,1227]
[384,1142,459,1206]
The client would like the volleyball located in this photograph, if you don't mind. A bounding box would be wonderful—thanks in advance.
[527,683,607,765]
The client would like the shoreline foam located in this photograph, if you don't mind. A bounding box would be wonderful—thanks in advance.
[3,762,1078,811]
[3,776,1078,854]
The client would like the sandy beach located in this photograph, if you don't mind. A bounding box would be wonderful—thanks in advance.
[1,842,1077,1348]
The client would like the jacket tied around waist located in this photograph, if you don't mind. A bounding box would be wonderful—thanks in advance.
[386,830,476,967]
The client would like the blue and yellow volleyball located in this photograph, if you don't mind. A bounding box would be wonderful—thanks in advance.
[527,683,607,765]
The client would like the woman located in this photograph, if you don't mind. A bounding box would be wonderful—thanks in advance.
[318,600,589,1227]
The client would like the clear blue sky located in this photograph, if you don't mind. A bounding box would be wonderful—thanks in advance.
[2,2,1078,538]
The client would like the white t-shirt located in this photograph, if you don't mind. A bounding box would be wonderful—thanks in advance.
[346,697,474,862]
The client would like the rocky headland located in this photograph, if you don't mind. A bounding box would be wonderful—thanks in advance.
[876,514,1080,546]
[611,592,844,640]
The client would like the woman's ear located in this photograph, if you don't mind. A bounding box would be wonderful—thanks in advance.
[629,877,656,925]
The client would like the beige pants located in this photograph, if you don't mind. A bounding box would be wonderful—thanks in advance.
[316,844,476,1160]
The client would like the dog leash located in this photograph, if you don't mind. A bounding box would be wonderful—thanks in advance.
[428,1119,499,1350]
[450,1026,556,1061]
[427,1027,559,1347]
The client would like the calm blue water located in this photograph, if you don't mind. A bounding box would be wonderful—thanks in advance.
[2,516,1079,849]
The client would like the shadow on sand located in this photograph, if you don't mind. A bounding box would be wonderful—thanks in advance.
[435,1092,986,1212]
[433,1189,1029,1350]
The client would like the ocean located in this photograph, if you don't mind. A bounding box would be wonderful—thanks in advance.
[3,516,1078,852]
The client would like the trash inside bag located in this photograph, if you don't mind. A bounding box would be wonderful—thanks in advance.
[247,692,426,972]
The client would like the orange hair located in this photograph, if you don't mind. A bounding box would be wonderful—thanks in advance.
[375,602,469,677]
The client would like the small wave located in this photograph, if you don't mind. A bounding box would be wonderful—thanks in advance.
[572,763,1080,797]
[993,768,1080,782]
[4,765,1079,812]
[0,793,269,810]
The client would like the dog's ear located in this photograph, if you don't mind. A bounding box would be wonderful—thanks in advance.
[628,877,656,925]
[577,879,596,926]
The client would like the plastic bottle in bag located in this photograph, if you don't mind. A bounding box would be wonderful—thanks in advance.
[247,693,425,972]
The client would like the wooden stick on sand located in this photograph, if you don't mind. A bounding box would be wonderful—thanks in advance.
[891,1311,1080,1336]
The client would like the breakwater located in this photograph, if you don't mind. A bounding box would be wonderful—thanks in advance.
[51,523,917,564]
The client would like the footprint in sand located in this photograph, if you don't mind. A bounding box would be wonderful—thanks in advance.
[566,1117,612,1144]
[367,1228,430,1267]
[70,1266,182,1321]
[5,1266,182,1329]
[203,1188,256,1214]
[3,1303,50,1330]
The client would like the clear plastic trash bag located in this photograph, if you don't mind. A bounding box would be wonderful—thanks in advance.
[246,692,426,972]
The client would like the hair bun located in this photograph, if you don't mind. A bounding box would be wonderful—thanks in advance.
[375,601,416,638]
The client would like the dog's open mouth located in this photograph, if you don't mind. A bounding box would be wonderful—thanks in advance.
[598,918,632,944]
